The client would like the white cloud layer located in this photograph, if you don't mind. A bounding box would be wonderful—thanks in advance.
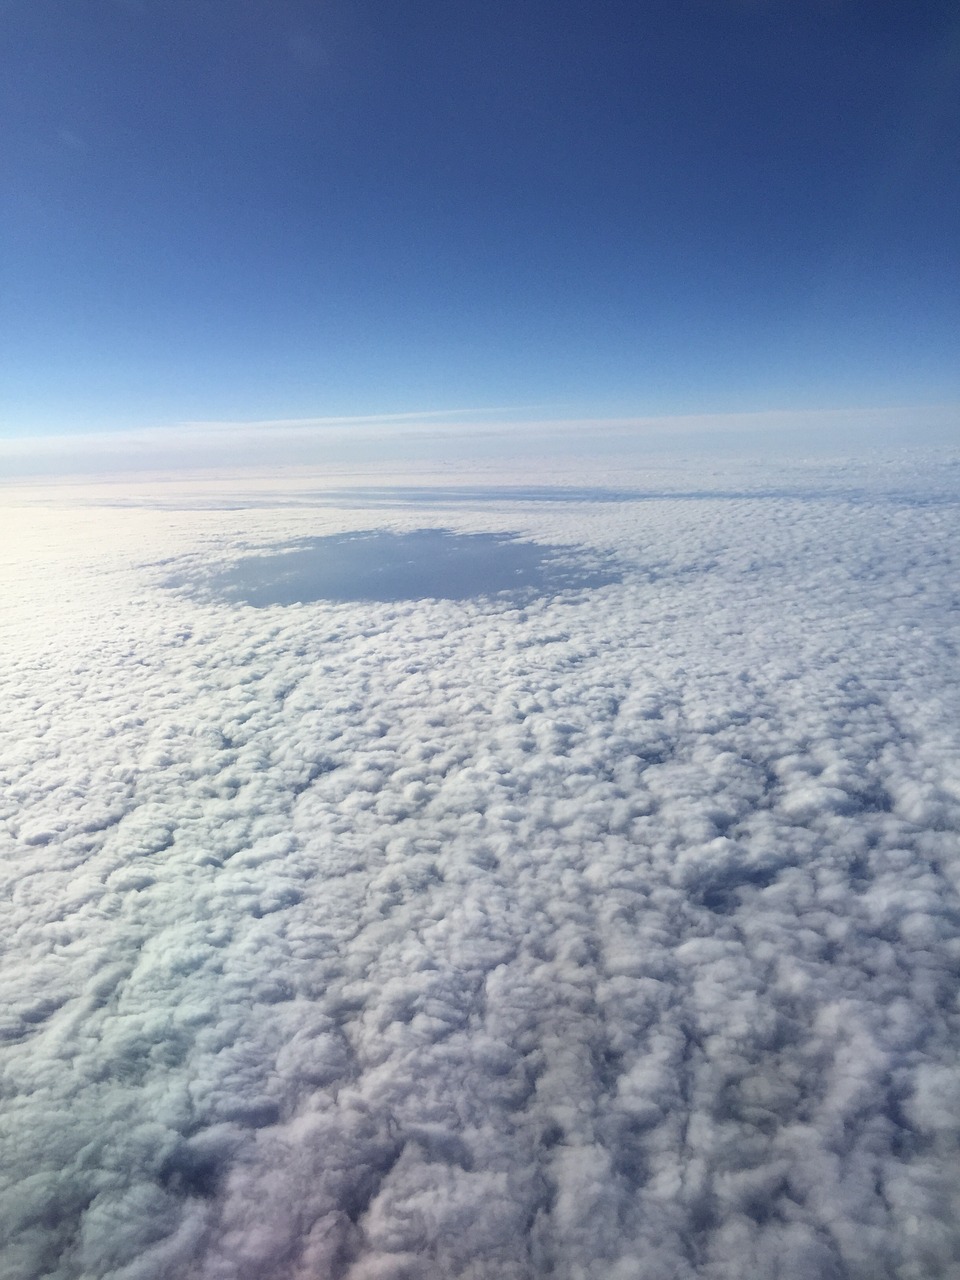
[2,450,959,1279]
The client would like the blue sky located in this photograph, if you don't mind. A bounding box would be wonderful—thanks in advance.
[2,0,958,440]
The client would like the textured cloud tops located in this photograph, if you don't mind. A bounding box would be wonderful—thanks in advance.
[2,455,959,1279]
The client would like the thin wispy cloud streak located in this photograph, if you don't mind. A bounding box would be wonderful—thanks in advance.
[172,407,542,432]
[1,404,956,478]
[1,448,959,1279]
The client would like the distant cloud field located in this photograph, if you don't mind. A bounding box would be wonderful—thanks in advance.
[2,448,959,1279]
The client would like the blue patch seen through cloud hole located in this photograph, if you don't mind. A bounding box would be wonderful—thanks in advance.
[198,529,621,606]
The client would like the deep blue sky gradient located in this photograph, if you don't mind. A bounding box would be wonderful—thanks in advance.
[3,0,958,435]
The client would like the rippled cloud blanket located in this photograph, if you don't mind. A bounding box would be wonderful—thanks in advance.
[2,452,959,1280]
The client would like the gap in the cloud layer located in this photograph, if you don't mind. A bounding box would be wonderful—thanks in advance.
[189,529,622,606]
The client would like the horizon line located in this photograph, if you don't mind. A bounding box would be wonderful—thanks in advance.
[2,400,957,449]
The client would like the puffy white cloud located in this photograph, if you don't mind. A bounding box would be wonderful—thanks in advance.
[1,452,959,1278]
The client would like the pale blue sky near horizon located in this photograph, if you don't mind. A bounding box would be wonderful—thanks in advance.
[2,0,959,445]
